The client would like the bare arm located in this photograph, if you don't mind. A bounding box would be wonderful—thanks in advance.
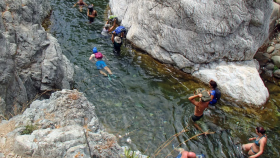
[108,19,117,32]
[87,9,89,16]
[248,137,256,141]
[73,2,78,7]
[188,94,201,106]
[89,54,95,60]
[111,34,115,43]
[83,2,88,6]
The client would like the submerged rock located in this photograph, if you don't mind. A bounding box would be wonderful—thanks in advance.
[110,0,272,106]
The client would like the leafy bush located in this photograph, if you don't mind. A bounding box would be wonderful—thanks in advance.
[21,124,38,135]
[124,148,138,158]
[273,65,279,72]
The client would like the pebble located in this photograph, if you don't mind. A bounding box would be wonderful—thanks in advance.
[267,46,275,53]
[126,138,131,143]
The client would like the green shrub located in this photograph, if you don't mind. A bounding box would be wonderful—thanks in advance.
[273,65,279,72]
[123,148,150,158]
[124,148,138,158]
[21,124,37,135]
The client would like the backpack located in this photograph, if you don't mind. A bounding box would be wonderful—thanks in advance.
[214,88,221,100]
[113,26,126,36]
[94,52,103,59]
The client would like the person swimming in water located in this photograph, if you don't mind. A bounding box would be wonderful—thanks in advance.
[73,0,88,12]
[89,47,113,77]
[87,4,97,23]
[242,127,267,158]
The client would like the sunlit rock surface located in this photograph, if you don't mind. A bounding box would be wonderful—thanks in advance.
[0,0,74,114]
[0,90,123,158]
[193,60,269,107]
[110,0,272,106]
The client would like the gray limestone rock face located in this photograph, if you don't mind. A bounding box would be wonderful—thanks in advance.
[0,0,74,115]
[110,0,272,64]
[110,0,272,106]
[2,90,123,158]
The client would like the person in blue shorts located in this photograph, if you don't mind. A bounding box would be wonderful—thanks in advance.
[89,47,113,77]
[209,80,221,106]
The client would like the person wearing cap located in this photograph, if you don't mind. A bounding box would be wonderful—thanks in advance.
[87,4,97,23]
[111,32,123,55]
[188,91,210,133]
[89,47,113,77]
[188,92,210,122]
[101,19,117,36]
[73,0,88,12]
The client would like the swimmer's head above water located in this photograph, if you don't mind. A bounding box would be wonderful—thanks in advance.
[92,47,98,53]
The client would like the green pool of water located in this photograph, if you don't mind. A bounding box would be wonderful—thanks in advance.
[49,0,280,157]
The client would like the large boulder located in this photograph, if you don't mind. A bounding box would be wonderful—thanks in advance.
[110,0,272,106]
[193,60,269,107]
[0,90,124,158]
[0,0,74,115]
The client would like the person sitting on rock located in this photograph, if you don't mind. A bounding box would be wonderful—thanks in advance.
[208,80,221,106]
[242,127,267,158]
[89,47,113,77]
[73,0,88,12]
[111,32,123,55]
[101,18,117,36]
[87,4,97,23]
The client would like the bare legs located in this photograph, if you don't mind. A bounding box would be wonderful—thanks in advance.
[242,143,255,155]
[99,66,113,76]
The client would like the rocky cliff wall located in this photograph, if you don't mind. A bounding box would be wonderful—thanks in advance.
[0,90,125,158]
[110,0,272,106]
[0,0,74,115]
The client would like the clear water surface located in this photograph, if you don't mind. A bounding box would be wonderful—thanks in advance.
[49,0,280,157]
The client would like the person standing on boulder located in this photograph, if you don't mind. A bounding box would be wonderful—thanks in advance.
[73,0,88,12]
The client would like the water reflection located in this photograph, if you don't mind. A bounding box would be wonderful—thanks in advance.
[49,0,280,157]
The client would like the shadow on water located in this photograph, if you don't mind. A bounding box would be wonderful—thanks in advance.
[49,0,280,157]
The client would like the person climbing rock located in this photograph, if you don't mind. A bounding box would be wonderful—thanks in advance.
[73,0,88,12]
[89,47,113,77]
[208,80,221,106]
[101,18,117,36]
[111,32,123,55]
[242,127,267,158]
[87,4,97,23]
[188,89,211,133]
